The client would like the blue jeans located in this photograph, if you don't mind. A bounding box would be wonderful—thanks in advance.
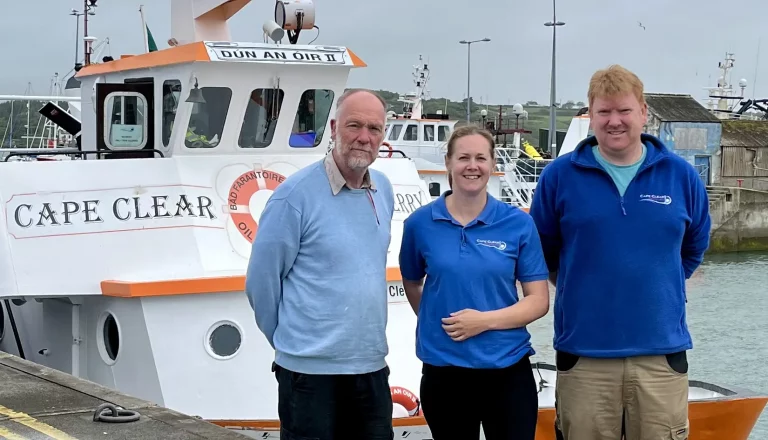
[273,362,394,440]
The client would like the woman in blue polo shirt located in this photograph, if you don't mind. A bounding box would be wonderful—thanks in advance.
[399,125,551,440]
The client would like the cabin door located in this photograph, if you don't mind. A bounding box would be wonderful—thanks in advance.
[95,82,155,159]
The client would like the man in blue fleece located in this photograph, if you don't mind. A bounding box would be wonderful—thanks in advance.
[530,65,711,440]
[245,89,395,440]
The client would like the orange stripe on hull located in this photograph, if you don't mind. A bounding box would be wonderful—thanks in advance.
[209,397,768,440]
[101,268,405,297]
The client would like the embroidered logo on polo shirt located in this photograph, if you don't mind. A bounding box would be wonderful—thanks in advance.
[476,239,507,251]
[639,194,672,205]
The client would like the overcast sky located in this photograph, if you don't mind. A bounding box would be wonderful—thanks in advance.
[3,0,768,107]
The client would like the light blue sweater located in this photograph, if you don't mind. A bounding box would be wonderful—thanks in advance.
[245,159,394,375]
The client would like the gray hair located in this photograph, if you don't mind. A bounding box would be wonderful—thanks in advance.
[334,88,387,120]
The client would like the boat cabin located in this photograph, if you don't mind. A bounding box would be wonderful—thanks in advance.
[74,41,366,160]
[385,118,454,147]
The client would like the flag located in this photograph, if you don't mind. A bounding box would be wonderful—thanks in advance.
[146,24,158,52]
[139,5,157,53]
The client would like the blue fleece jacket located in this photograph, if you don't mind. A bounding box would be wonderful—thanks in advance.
[245,159,394,374]
[530,134,711,358]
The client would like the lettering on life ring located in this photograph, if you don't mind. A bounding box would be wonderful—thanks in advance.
[390,386,421,416]
[228,169,286,243]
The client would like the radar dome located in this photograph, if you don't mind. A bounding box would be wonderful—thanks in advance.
[739,78,748,88]
[512,103,524,115]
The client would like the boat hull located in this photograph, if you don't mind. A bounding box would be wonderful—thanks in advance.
[210,363,768,440]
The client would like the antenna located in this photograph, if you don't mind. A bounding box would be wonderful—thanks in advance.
[753,37,761,101]
[397,54,432,119]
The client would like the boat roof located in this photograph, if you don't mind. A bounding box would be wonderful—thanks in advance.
[75,40,367,78]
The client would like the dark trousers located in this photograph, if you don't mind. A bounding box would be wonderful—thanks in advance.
[274,362,394,440]
[420,355,538,440]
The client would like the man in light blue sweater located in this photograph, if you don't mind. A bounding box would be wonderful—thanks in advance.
[246,89,395,440]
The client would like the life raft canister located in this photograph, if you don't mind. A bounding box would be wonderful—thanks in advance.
[390,386,421,416]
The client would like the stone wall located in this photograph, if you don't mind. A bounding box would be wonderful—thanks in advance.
[708,186,768,253]
[719,177,768,192]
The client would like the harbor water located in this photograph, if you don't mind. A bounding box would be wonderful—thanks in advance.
[526,251,768,439]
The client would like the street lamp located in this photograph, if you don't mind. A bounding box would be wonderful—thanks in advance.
[544,0,564,154]
[459,37,490,123]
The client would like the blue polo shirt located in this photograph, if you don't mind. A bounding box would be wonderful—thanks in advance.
[399,191,550,369]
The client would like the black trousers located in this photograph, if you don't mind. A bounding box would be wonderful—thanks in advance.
[274,363,394,440]
[420,355,538,440]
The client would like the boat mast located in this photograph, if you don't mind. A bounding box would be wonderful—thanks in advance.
[83,0,97,66]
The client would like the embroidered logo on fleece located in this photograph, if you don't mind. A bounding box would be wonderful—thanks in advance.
[639,194,672,205]
[476,239,507,251]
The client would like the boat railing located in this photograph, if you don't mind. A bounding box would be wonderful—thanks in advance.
[2,148,166,162]
[494,145,554,208]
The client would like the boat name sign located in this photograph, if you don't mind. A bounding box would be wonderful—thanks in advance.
[206,43,351,66]
[6,187,217,239]
[392,184,426,217]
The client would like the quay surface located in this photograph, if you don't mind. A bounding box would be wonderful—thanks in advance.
[0,352,249,439]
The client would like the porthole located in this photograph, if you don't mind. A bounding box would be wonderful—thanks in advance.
[97,312,121,365]
[205,321,243,360]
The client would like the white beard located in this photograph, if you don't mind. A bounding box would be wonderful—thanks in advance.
[347,155,372,170]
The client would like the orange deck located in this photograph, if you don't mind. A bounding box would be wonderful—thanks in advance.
[210,396,768,440]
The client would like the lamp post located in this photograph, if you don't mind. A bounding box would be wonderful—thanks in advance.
[544,0,564,153]
[459,38,490,123]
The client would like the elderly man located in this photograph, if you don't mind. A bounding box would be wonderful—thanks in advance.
[530,65,711,440]
[246,88,395,440]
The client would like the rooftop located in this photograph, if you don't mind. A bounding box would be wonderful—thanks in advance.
[720,120,768,147]
[75,41,365,78]
[645,93,720,123]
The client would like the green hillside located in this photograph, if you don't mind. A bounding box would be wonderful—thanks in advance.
[375,90,582,150]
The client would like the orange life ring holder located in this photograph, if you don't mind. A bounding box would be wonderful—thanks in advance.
[390,386,421,416]
[228,169,286,243]
[381,141,393,158]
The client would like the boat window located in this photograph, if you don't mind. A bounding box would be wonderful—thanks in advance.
[423,124,435,142]
[438,125,450,142]
[162,80,181,147]
[403,124,418,141]
[239,88,285,148]
[289,89,335,148]
[185,86,232,149]
[97,312,121,365]
[206,321,243,360]
[388,124,403,141]
[104,91,148,149]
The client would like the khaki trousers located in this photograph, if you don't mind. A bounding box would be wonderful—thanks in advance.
[554,352,689,440]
